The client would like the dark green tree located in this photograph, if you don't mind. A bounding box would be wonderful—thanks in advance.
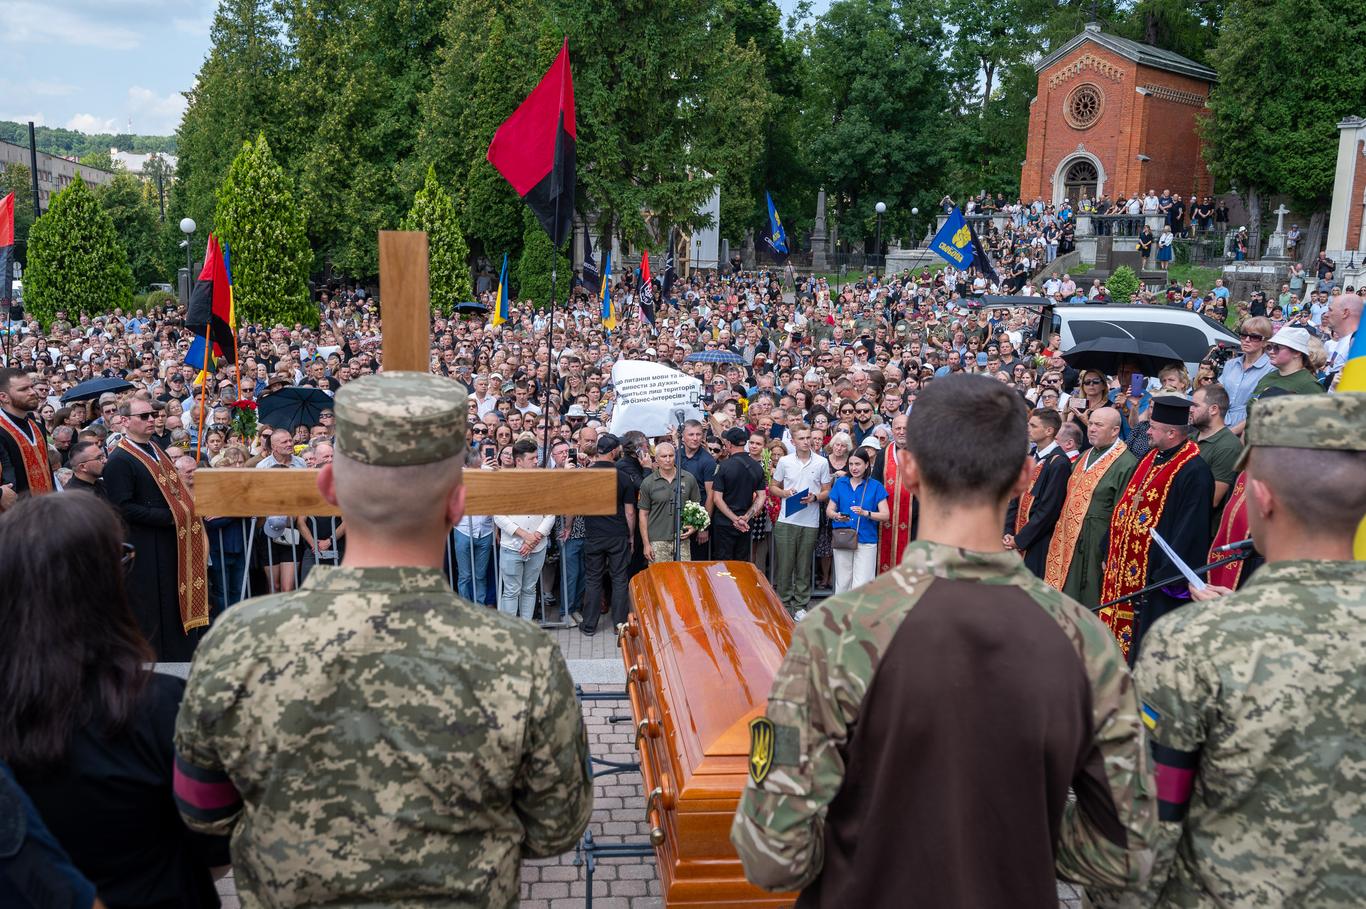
[803,0,952,249]
[214,134,314,326]
[516,210,569,307]
[78,149,118,172]
[400,165,472,312]
[97,172,168,288]
[1203,0,1366,258]
[0,164,37,267]
[24,176,134,325]
[174,0,291,239]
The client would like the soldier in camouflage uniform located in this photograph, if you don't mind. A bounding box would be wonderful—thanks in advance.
[1090,393,1366,909]
[173,372,592,908]
[732,374,1156,908]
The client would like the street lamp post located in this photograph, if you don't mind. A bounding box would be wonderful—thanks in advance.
[910,207,919,249]
[179,218,197,306]
[874,202,886,276]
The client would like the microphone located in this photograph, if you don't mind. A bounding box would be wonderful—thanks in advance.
[1212,538,1254,554]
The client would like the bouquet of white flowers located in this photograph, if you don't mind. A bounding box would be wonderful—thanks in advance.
[681,500,710,532]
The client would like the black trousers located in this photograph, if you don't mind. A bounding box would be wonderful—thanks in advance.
[582,536,631,632]
[711,523,751,562]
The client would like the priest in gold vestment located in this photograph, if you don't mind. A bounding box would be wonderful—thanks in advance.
[1044,407,1138,608]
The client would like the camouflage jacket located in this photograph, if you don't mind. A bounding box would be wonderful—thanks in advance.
[730,541,1156,899]
[1092,559,1366,908]
[174,566,592,908]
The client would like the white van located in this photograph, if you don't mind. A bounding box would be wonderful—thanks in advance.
[978,298,1240,371]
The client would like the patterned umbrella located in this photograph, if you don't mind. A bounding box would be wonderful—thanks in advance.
[684,349,744,365]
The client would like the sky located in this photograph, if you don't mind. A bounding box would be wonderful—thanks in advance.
[0,0,218,137]
[0,0,824,139]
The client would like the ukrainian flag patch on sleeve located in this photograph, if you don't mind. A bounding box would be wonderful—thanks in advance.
[1141,703,1160,731]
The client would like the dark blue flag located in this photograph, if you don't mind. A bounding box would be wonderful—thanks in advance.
[765,191,789,256]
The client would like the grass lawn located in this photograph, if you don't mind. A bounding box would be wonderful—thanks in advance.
[1167,263,1223,292]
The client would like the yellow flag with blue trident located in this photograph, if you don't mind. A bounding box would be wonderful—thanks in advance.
[600,249,615,332]
[491,252,509,327]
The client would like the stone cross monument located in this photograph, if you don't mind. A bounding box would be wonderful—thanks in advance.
[811,188,830,271]
[1264,204,1291,259]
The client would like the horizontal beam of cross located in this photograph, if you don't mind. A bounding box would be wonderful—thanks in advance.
[195,468,617,517]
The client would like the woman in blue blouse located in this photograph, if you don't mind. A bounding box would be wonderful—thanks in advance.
[825,446,889,593]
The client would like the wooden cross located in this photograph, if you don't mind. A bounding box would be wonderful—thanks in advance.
[194,231,615,517]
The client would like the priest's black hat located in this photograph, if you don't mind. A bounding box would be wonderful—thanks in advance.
[1150,394,1194,426]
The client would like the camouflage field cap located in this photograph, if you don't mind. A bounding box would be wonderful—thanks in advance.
[1235,392,1366,470]
[334,371,467,466]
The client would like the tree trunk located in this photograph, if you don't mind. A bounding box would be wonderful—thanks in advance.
[980,58,995,114]
[1246,188,1262,261]
[1299,209,1327,267]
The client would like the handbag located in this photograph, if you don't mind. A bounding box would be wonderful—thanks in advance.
[831,482,867,551]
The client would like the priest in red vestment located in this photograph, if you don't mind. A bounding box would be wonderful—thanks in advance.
[875,414,915,573]
[1099,396,1214,662]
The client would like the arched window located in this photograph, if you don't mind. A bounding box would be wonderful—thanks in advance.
[1063,159,1099,203]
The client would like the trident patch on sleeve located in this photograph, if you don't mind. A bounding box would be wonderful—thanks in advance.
[749,716,801,784]
[749,717,776,783]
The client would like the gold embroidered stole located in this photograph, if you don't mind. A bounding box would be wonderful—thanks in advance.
[1043,441,1127,589]
[1098,440,1200,658]
[117,439,209,632]
[0,412,53,494]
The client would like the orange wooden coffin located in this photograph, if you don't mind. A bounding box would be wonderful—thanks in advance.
[620,560,798,908]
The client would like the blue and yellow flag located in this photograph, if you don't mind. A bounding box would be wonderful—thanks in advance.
[930,208,976,269]
[491,252,510,327]
[765,191,788,256]
[600,250,615,332]
[1336,325,1366,559]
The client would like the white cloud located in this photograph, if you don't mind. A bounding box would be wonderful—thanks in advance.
[0,113,47,127]
[0,3,141,51]
[127,86,187,135]
[66,113,119,134]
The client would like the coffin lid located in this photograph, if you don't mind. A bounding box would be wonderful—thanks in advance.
[630,561,792,787]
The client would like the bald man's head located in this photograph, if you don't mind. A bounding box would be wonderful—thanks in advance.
[1329,292,1362,335]
[1086,406,1123,448]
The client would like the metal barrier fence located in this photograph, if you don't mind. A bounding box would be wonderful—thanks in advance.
[203,508,839,624]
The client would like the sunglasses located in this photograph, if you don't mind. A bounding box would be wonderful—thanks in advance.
[1082,378,1104,386]
[1265,343,1289,354]
[1240,332,1265,341]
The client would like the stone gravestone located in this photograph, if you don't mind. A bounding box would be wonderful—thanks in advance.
[1263,204,1291,260]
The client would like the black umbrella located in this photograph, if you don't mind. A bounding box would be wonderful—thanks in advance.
[454,301,488,316]
[256,386,334,431]
[60,376,134,404]
[1061,338,1184,376]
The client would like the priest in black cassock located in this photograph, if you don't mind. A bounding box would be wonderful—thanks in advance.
[1099,395,1213,663]
[1005,408,1072,578]
[103,398,210,661]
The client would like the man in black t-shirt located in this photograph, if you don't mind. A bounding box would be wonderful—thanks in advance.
[710,427,765,562]
[575,434,637,636]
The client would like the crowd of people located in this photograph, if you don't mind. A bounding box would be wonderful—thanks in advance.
[0,256,1361,645]
[0,243,1362,908]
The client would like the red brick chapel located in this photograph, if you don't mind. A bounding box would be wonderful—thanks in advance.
[1019,23,1217,205]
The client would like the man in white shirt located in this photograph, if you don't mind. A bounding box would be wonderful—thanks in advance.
[493,440,555,620]
[769,425,832,619]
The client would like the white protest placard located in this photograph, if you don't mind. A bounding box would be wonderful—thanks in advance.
[608,360,704,437]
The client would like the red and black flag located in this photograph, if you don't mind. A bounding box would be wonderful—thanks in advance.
[0,192,14,305]
[186,233,237,366]
[487,38,576,247]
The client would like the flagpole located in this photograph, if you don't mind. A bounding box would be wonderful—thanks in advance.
[542,194,559,468]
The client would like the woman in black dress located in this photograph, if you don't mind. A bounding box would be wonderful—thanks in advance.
[0,494,229,909]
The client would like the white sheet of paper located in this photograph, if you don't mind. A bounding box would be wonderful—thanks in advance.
[1150,528,1206,591]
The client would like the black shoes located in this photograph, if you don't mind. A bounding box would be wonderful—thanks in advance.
[580,623,596,636]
